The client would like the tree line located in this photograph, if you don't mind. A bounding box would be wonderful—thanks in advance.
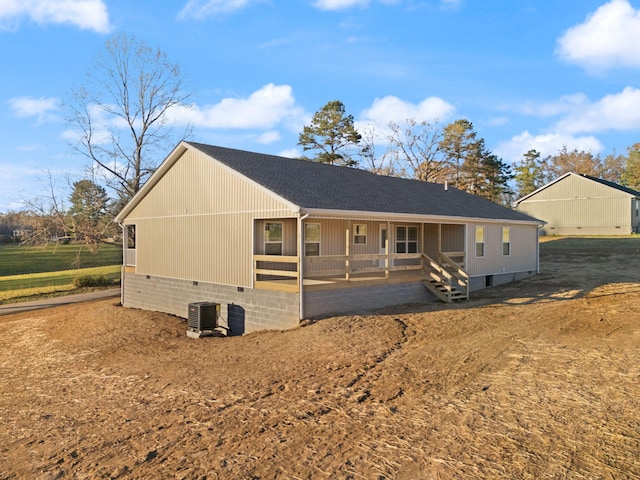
[298,100,640,204]
[4,35,640,251]
[0,180,115,251]
[513,145,640,197]
[298,101,513,204]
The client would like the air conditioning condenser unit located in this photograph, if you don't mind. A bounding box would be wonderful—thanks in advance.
[187,302,220,337]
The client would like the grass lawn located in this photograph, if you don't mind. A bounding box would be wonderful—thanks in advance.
[0,243,122,304]
[0,243,122,276]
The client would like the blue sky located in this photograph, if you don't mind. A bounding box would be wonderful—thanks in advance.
[2,0,640,211]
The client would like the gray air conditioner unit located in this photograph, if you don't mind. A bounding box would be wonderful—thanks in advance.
[187,302,220,333]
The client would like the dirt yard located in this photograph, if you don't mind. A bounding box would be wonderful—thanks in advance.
[2,237,640,479]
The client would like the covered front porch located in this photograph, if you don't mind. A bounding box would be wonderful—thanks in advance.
[253,218,470,302]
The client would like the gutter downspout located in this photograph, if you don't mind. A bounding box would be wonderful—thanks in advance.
[536,225,542,274]
[118,222,126,306]
[298,212,309,321]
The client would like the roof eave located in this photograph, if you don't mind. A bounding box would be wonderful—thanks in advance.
[302,208,544,226]
[115,141,190,223]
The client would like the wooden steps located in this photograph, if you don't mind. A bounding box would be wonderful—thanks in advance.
[424,279,466,303]
[422,252,469,303]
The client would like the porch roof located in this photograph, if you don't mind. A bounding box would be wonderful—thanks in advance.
[189,142,541,225]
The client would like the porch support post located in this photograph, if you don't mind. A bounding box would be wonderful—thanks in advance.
[421,222,425,276]
[385,221,390,279]
[345,223,351,281]
[298,213,307,319]
[438,223,442,261]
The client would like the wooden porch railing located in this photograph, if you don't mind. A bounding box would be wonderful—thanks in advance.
[305,253,422,279]
[253,253,423,291]
[253,251,469,302]
[254,255,299,277]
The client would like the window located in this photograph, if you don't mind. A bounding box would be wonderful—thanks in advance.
[125,224,136,267]
[475,226,485,257]
[265,222,283,255]
[502,227,511,256]
[396,226,418,253]
[354,224,367,245]
[304,223,320,256]
[126,225,136,249]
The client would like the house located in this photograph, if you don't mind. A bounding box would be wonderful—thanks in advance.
[514,172,640,236]
[116,142,543,334]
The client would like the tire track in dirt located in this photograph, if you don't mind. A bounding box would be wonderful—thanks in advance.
[343,317,410,403]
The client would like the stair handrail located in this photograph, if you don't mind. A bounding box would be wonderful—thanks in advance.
[439,252,469,285]
[422,253,453,288]
[439,252,469,300]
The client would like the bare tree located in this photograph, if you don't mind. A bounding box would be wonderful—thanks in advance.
[359,123,398,176]
[386,119,447,182]
[21,171,69,246]
[67,33,193,210]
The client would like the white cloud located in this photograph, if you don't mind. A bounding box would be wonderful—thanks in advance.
[0,0,111,32]
[359,95,455,126]
[312,0,369,10]
[278,148,301,159]
[553,87,640,134]
[255,130,281,144]
[556,0,640,72]
[355,95,455,145]
[178,0,252,19]
[8,96,60,123]
[517,93,589,117]
[170,83,306,130]
[486,116,510,127]
[495,131,604,164]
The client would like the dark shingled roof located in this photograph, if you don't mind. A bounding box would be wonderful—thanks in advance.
[579,173,640,197]
[188,142,540,223]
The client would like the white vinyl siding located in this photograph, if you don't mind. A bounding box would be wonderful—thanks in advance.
[124,148,297,287]
[466,223,538,276]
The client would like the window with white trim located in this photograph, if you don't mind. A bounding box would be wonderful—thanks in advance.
[502,227,511,256]
[396,226,418,253]
[304,223,320,256]
[354,224,367,245]
[475,226,485,257]
[126,225,136,249]
[264,222,283,255]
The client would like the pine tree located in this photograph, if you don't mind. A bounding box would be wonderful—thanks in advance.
[298,100,362,167]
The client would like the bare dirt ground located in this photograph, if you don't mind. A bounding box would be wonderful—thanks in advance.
[2,237,640,479]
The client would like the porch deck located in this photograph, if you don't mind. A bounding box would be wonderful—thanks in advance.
[254,251,468,301]
[255,268,426,292]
